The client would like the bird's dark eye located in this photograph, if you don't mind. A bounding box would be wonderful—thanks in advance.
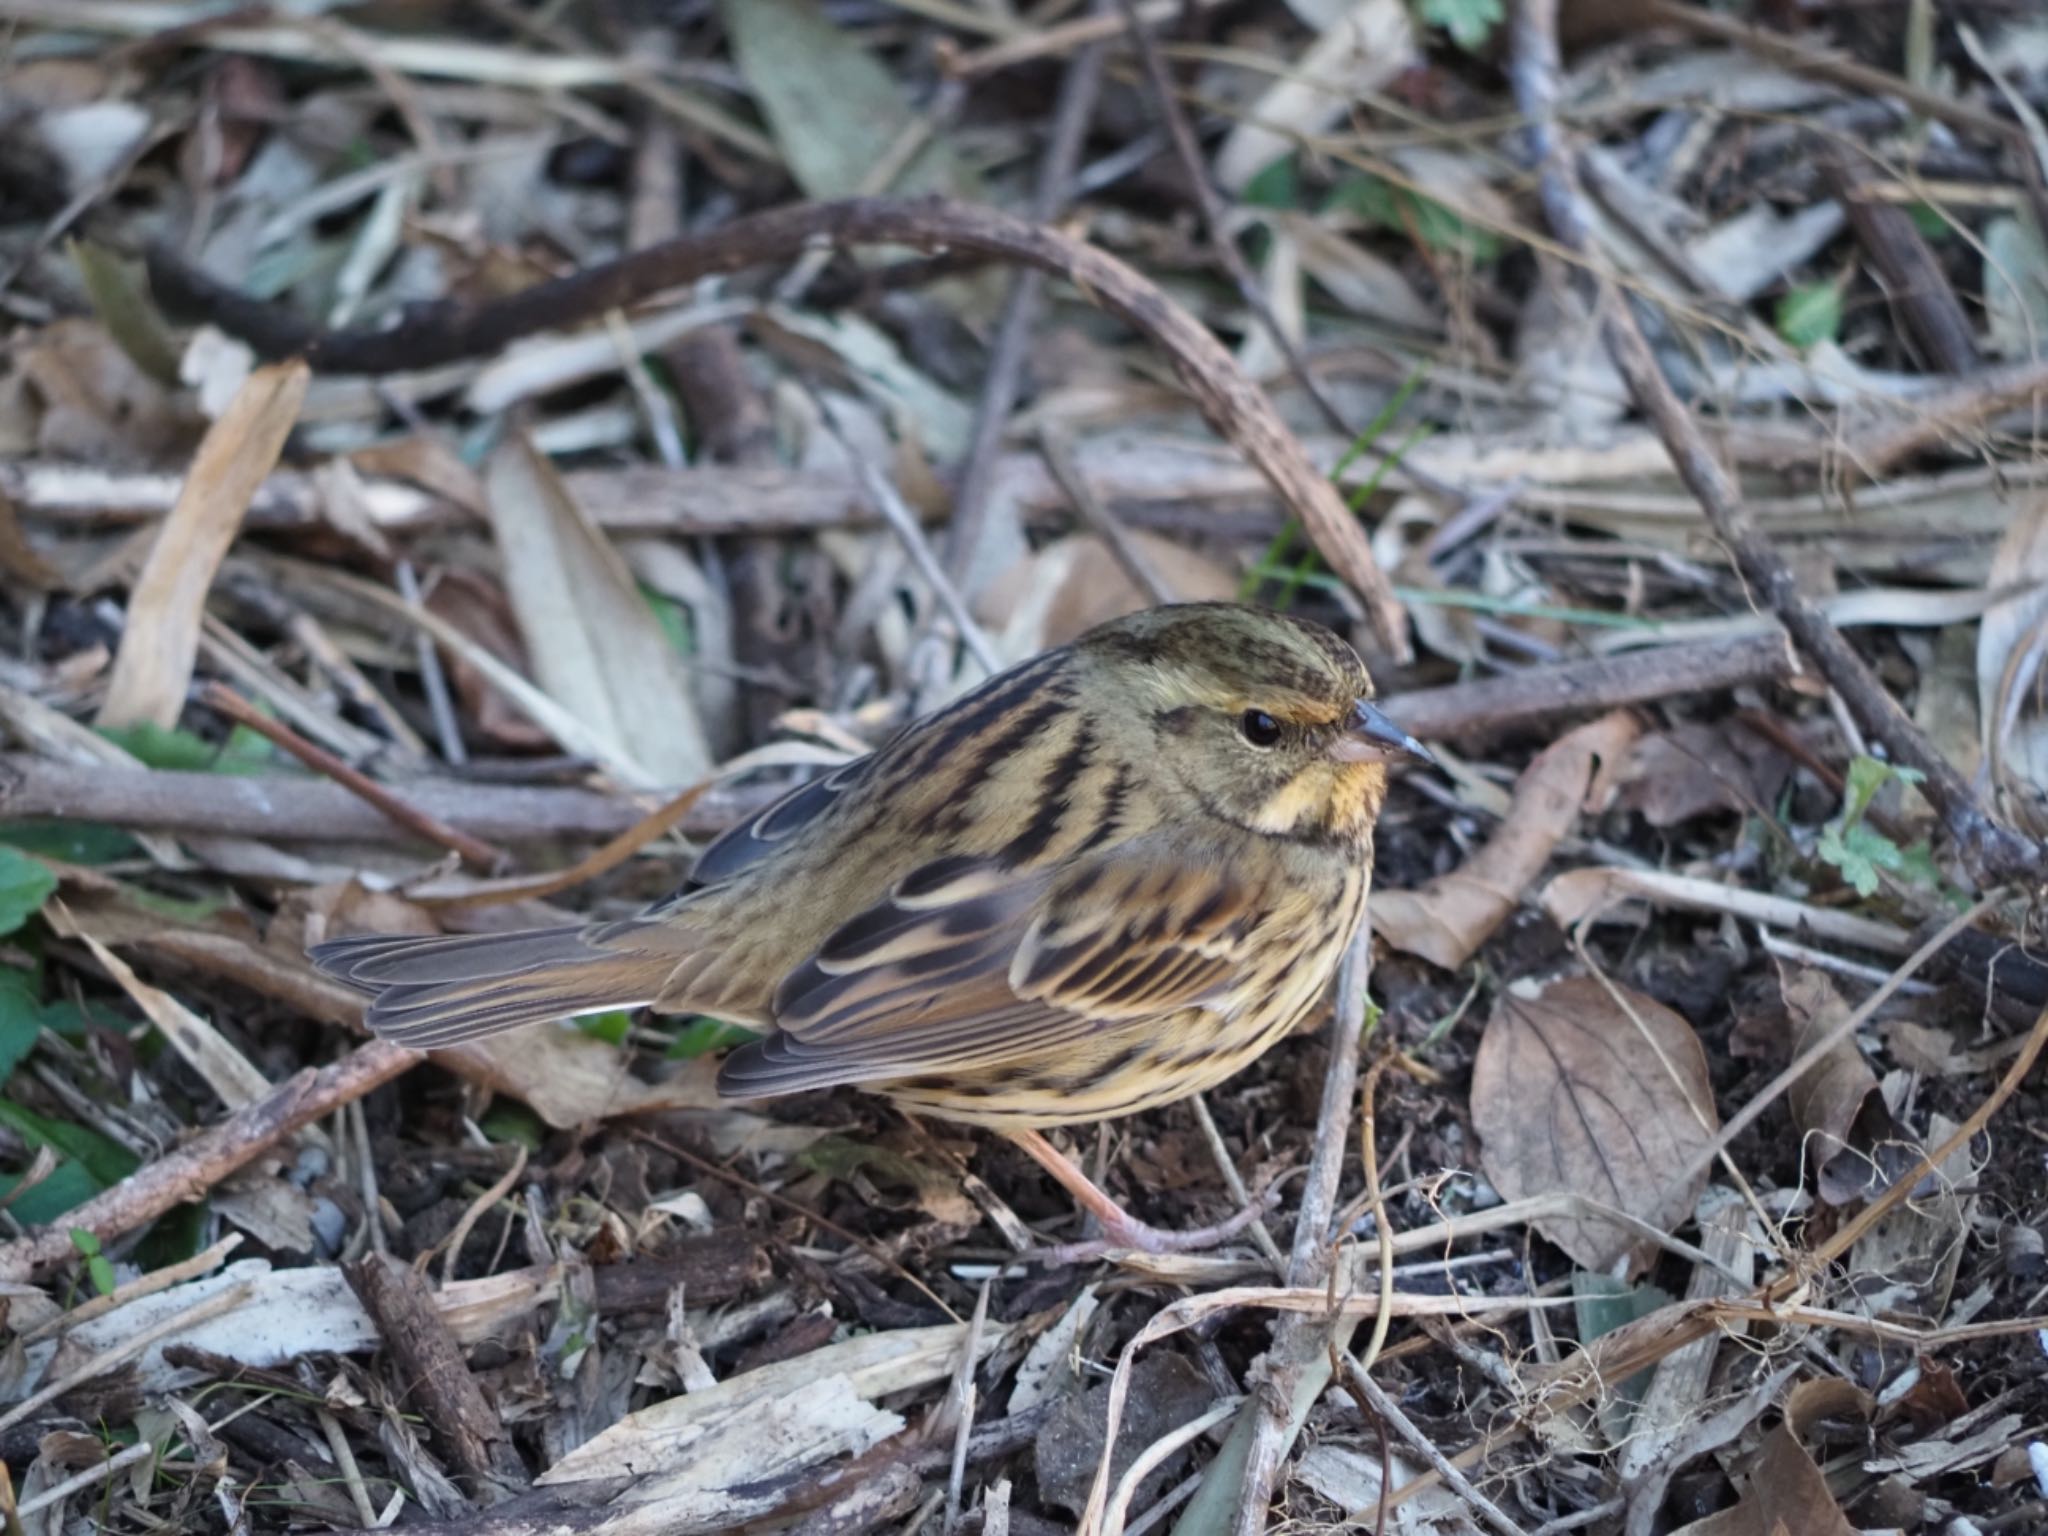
[1240,710,1282,746]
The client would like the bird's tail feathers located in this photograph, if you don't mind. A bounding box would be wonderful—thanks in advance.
[310,921,682,1049]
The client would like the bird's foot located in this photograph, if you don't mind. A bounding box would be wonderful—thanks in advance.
[1026,1184,1283,1267]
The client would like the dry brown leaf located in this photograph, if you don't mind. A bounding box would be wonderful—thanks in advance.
[483,431,710,786]
[1376,711,1641,969]
[1846,1110,1977,1326]
[418,568,554,751]
[74,930,271,1110]
[1671,1423,1855,1536]
[349,434,487,515]
[436,1032,723,1130]
[7,317,192,460]
[1471,974,1718,1275]
[1779,966,1927,1207]
[1614,721,1791,828]
[976,531,1238,657]
[96,359,309,729]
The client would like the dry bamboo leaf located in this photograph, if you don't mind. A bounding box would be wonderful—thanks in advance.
[482,431,710,787]
[976,532,1237,657]
[434,1031,723,1130]
[541,1319,1011,1486]
[1471,974,1718,1276]
[96,359,309,729]
[1212,0,1418,192]
[719,0,979,205]
[74,931,270,1110]
[1375,712,1641,969]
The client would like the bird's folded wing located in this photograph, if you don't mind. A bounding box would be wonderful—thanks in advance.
[714,840,1257,1097]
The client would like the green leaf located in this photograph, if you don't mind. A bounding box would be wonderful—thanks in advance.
[0,821,141,865]
[0,1100,138,1189]
[1573,1273,1671,1441]
[0,1159,101,1226]
[1818,756,1936,897]
[1420,0,1504,51]
[0,849,56,937]
[0,972,44,1085]
[1327,175,1501,262]
[664,1017,760,1059]
[576,1010,635,1047]
[70,1227,116,1296]
[480,1101,545,1150]
[1240,154,1300,211]
[1905,202,1951,241]
[98,722,273,776]
[641,585,696,658]
[1774,280,1843,350]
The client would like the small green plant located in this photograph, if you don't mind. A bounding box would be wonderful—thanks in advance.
[1774,279,1844,350]
[1817,756,1938,897]
[1328,175,1503,263]
[665,1016,759,1059]
[0,848,56,937]
[70,1227,117,1296]
[1420,0,1503,52]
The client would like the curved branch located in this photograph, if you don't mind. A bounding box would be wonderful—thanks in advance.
[148,196,1409,658]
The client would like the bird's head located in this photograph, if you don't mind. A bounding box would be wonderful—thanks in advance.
[1074,603,1431,847]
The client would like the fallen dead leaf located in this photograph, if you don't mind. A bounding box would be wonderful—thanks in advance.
[96,359,310,729]
[1376,711,1641,969]
[436,1030,723,1130]
[73,929,271,1110]
[976,531,1238,657]
[1845,1110,1978,1326]
[1614,721,1792,827]
[1670,1420,1856,1536]
[1471,974,1718,1275]
[1780,965,1925,1207]
[483,431,711,786]
[418,567,555,752]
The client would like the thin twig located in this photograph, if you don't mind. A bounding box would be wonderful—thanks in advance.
[946,2,1108,586]
[0,1281,256,1433]
[1112,0,1466,510]
[1340,1357,1527,1536]
[1040,424,1179,607]
[942,1281,992,1535]
[1187,1093,1283,1272]
[1508,0,2045,890]
[198,682,512,871]
[817,394,1003,677]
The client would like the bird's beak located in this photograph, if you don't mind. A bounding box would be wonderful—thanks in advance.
[1330,699,1434,766]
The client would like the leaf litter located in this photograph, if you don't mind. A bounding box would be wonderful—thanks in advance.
[1,2,2048,1533]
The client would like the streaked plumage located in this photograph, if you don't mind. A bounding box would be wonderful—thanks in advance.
[313,604,1428,1249]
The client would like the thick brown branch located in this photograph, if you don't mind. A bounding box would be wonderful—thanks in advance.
[0,757,766,845]
[348,1253,525,1496]
[199,682,512,871]
[148,195,1409,656]
[0,639,1794,855]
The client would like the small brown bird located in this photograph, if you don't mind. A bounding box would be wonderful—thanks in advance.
[312,604,1429,1253]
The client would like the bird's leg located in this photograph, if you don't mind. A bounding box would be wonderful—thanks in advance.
[1006,1128,1280,1264]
